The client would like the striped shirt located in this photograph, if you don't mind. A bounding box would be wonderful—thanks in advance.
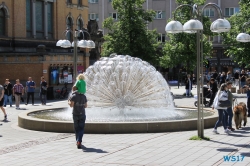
[13,84,24,93]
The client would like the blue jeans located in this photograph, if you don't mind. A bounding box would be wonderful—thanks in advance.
[214,109,227,130]
[73,114,86,143]
[224,107,233,128]
[40,93,47,104]
[4,94,12,106]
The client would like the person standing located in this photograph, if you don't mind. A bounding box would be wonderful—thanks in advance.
[25,77,36,105]
[192,74,196,88]
[208,78,218,107]
[212,83,232,134]
[68,86,88,149]
[40,77,48,105]
[3,79,13,107]
[220,72,226,86]
[226,71,232,82]
[12,79,24,109]
[206,72,211,86]
[224,81,235,131]
[234,70,239,86]
[244,78,250,117]
[240,70,247,94]
[212,70,218,80]
[0,83,7,121]
[185,74,192,97]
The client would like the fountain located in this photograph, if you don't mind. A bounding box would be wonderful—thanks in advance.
[18,55,217,133]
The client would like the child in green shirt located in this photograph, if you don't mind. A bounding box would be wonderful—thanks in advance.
[75,74,86,94]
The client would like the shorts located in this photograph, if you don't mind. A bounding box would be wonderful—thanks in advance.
[0,97,3,106]
[241,81,246,87]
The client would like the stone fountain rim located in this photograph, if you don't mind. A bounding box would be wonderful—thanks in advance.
[18,107,218,133]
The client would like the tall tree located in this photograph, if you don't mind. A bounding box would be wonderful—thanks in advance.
[160,0,213,73]
[101,0,160,65]
[221,0,250,68]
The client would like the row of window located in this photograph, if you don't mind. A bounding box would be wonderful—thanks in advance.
[203,7,239,17]
[88,11,165,21]
[67,0,83,6]
[26,0,53,39]
[89,7,239,23]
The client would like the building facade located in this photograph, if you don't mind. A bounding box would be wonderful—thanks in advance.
[0,0,92,87]
[89,0,240,76]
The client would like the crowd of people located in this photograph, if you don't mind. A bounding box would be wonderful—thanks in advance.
[0,74,88,149]
[0,76,48,121]
[183,69,250,134]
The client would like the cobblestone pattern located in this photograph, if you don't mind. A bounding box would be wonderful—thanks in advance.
[0,133,73,155]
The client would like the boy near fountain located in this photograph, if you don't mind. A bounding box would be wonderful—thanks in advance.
[75,74,86,94]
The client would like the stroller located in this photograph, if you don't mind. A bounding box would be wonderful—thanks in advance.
[194,86,211,107]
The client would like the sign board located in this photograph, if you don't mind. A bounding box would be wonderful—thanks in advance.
[43,70,47,73]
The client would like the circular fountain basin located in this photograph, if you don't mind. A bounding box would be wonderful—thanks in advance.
[18,107,218,133]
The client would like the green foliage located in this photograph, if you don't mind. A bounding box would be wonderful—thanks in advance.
[160,0,213,73]
[220,0,250,67]
[189,135,210,141]
[102,0,160,65]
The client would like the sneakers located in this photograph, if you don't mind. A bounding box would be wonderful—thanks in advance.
[212,129,219,134]
[3,115,7,121]
[228,127,235,131]
[76,142,82,149]
[16,107,20,110]
[25,103,28,105]
[224,129,232,134]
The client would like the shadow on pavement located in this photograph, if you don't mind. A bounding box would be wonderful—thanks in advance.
[240,152,250,157]
[234,144,250,148]
[82,146,108,153]
[216,148,238,152]
[1,120,11,123]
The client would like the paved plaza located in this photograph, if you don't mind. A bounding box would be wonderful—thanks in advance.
[0,86,250,166]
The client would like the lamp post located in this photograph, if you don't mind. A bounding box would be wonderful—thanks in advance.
[56,29,95,82]
[165,3,231,138]
[236,21,250,42]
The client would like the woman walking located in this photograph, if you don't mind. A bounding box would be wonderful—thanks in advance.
[212,83,232,134]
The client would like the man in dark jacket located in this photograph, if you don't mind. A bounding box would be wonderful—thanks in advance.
[3,79,13,107]
[208,78,218,107]
[68,86,88,149]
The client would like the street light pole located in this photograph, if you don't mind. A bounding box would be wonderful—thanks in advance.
[56,29,95,84]
[73,30,78,83]
[165,3,231,138]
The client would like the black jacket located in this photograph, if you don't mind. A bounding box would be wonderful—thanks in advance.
[210,82,218,93]
[4,83,12,96]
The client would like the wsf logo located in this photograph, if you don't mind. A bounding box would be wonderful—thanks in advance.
[223,155,245,162]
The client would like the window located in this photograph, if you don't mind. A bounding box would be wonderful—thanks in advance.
[225,7,239,16]
[109,12,118,20]
[26,0,54,39]
[0,9,5,36]
[67,0,72,4]
[66,17,73,41]
[88,0,98,3]
[88,13,99,21]
[155,11,165,19]
[203,8,214,17]
[26,0,32,37]
[77,19,84,39]
[36,0,44,38]
[158,33,166,43]
[78,0,82,6]
[47,2,53,39]
[109,0,112,2]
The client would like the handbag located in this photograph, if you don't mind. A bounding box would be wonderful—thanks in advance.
[218,100,231,107]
